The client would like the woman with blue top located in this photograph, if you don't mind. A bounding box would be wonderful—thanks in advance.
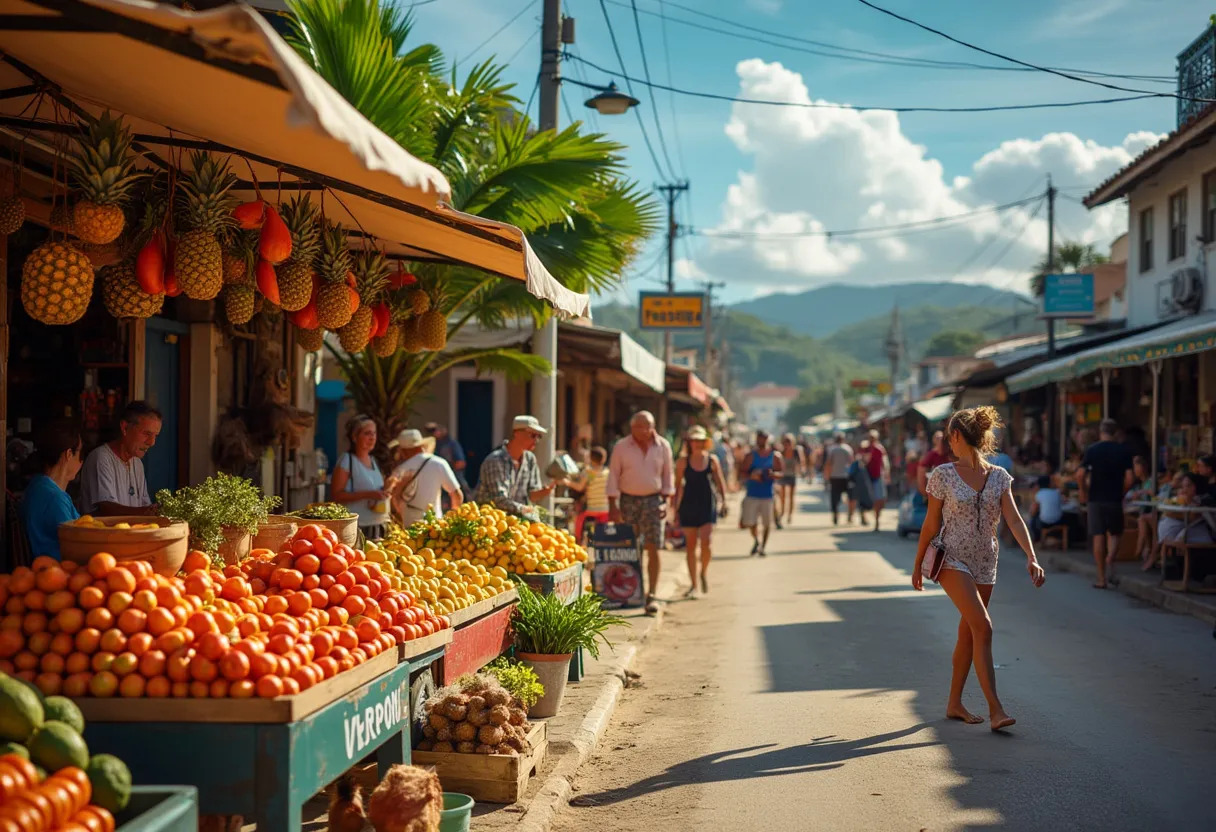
[19,420,84,560]
[330,415,390,539]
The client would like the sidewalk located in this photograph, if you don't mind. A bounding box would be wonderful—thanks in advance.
[1039,547,1216,627]
[472,547,686,832]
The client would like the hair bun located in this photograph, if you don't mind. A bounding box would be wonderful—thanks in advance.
[973,406,1000,433]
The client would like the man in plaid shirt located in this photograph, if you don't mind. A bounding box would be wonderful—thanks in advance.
[475,415,561,519]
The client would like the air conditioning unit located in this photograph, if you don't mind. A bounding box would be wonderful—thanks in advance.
[1169,267,1204,313]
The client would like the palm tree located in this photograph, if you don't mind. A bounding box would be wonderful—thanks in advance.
[286,0,659,449]
[1030,241,1109,296]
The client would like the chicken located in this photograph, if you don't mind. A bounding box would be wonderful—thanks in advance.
[366,765,443,832]
[328,773,367,832]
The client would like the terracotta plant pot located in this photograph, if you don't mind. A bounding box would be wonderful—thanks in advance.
[217,527,253,565]
[58,516,188,576]
[516,652,573,718]
[253,516,297,553]
[308,515,358,545]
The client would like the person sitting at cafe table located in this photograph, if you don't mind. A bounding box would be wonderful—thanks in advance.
[19,420,84,560]
[1156,473,1214,546]
[78,401,161,516]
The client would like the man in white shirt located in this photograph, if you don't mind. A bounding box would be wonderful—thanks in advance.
[79,401,161,515]
[388,429,462,526]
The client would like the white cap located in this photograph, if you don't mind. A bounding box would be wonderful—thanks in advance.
[389,428,427,449]
[512,415,548,435]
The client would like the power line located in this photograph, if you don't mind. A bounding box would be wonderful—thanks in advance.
[628,0,680,179]
[595,0,675,179]
[502,24,537,67]
[565,44,602,132]
[610,0,1173,81]
[986,199,1046,288]
[562,53,1161,113]
[461,0,537,65]
[691,195,1044,240]
[853,0,1211,103]
[655,0,689,177]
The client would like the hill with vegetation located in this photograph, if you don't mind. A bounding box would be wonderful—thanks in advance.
[824,304,1039,366]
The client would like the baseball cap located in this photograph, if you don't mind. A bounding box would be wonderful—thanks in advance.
[512,415,548,435]
[686,426,709,441]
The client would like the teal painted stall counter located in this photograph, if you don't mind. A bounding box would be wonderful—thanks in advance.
[518,563,585,681]
[117,786,199,832]
[78,645,447,831]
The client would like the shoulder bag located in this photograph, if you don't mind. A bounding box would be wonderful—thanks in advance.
[922,465,994,583]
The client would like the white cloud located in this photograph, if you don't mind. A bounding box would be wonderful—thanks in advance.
[689,59,1164,297]
[746,0,784,15]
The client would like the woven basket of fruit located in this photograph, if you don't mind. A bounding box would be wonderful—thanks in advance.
[58,515,189,576]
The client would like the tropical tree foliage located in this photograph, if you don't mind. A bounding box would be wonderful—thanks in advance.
[287,0,659,447]
[1030,241,1110,296]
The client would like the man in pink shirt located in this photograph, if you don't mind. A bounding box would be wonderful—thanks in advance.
[608,410,675,615]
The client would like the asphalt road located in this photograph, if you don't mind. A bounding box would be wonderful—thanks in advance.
[553,486,1216,832]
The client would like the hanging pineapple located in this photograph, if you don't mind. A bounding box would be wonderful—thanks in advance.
[21,240,95,325]
[370,320,401,357]
[174,151,238,300]
[399,317,423,353]
[224,282,256,325]
[222,230,257,285]
[276,195,320,312]
[294,324,325,352]
[314,222,353,329]
[416,291,446,351]
[68,112,142,244]
[406,287,431,315]
[101,262,163,320]
[0,194,25,235]
[338,250,389,353]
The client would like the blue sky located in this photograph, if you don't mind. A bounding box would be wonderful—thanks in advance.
[410,0,1205,303]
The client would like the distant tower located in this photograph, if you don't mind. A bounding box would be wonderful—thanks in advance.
[884,306,904,404]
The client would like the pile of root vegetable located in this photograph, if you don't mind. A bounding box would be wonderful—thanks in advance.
[416,674,531,755]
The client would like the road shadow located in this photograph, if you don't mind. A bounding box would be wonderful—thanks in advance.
[569,724,939,808]
[795,584,919,595]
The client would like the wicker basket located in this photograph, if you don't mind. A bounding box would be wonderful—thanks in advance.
[252,516,298,553]
[59,516,189,576]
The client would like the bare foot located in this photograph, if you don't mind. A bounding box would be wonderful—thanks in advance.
[946,705,984,724]
[990,712,1016,732]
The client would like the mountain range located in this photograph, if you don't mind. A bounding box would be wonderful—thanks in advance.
[593,281,1039,391]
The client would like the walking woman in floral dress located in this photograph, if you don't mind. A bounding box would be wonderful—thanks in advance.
[913,406,1046,731]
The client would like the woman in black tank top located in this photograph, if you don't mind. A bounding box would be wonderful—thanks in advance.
[674,428,728,598]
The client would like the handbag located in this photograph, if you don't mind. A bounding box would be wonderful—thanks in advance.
[921,466,995,583]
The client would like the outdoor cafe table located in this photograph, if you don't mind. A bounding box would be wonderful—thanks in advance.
[1129,500,1216,592]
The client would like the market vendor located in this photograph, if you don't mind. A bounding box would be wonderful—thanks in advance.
[79,401,161,516]
[474,415,563,520]
[330,414,391,539]
[388,428,463,526]
[19,420,83,560]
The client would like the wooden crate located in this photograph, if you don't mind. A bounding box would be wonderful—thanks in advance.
[398,627,454,662]
[411,722,547,803]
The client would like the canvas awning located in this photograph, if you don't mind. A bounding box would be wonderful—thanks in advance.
[1005,313,1216,393]
[910,394,954,424]
[0,0,590,318]
[558,322,665,392]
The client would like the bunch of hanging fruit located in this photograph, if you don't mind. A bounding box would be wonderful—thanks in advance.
[14,112,448,356]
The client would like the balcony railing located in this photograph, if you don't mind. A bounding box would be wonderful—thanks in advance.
[1178,24,1216,127]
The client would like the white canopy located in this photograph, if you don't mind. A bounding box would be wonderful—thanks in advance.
[910,394,955,424]
[0,0,591,318]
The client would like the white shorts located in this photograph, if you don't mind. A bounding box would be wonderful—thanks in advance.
[741,497,774,528]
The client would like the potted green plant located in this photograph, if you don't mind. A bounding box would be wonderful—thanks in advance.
[511,584,627,717]
[156,473,280,566]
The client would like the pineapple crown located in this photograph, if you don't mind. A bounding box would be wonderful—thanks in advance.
[280,195,321,263]
[316,221,352,284]
[352,250,390,304]
[69,111,143,206]
[176,150,239,236]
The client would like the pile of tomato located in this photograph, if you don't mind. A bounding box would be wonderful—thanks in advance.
[0,754,115,832]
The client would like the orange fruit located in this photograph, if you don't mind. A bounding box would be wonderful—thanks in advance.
[229,679,256,698]
[188,680,210,698]
[286,593,312,617]
[35,672,63,696]
[186,611,217,636]
[139,649,167,678]
[182,572,212,600]
[89,670,119,697]
[91,652,116,672]
[31,555,58,572]
[341,596,366,617]
[166,648,194,683]
[219,649,250,681]
[105,568,136,595]
[116,609,147,635]
[126,632,154,657]
[155,627,193,654]
[23,590,46,611]
[49,632,74,656]
[22,611,48,635]
[170,681,190,698]
[67,571,94,594]
[64,652,90,675]
[145,675,171,698]
[105,592,133,616]
[40,650,66,672]
[62,672,90,698]
[131,590,157,613]
[189,654,218,683]
[335,571,356,590]
[35,566,69,593]
[328,607,350,627]
[74,628,101,654]
[263,596,289,617]
[54,608,85,636]
[154,585,182,609]
[27,631,53,656]
[197,632,230,662]
[212,610,237,635]
[8,568,36,594]
[208,678,230,698]
[290,538,313,557]
[118,674,145,698]
[248,652,277,680]
[85,607,113,631]
[256,674,284,698]
[320,556,346,576]
[182,551,211,573]
[146,607,176,637]
[98,628,127,654]
[44,590,76,615]
[13,651,38,672]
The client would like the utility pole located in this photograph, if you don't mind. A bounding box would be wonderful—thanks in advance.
[1045,174,1057,359]
[699,279,726,386]
[531,0,566,510]
[657,181,689,365]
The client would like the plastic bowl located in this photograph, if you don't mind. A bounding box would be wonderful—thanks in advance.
[439,792,475,832]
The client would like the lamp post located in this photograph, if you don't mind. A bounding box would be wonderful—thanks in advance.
[532,0,637,512]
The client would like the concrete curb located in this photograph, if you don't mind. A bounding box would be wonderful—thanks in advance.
[513,607,664,832]
[1041,550,1216,627]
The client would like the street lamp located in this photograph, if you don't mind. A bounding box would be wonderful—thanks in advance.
[584,81,640,116]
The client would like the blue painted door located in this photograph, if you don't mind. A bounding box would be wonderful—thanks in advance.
[144,318,188,496]
[457,380,494,490]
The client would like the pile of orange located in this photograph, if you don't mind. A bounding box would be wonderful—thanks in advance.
[0,753,115,832]
[0,524,448,699]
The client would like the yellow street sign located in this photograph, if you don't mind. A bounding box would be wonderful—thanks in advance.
[639,291,705,330]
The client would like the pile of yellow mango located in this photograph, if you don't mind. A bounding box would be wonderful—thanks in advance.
[365,538,511,616]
